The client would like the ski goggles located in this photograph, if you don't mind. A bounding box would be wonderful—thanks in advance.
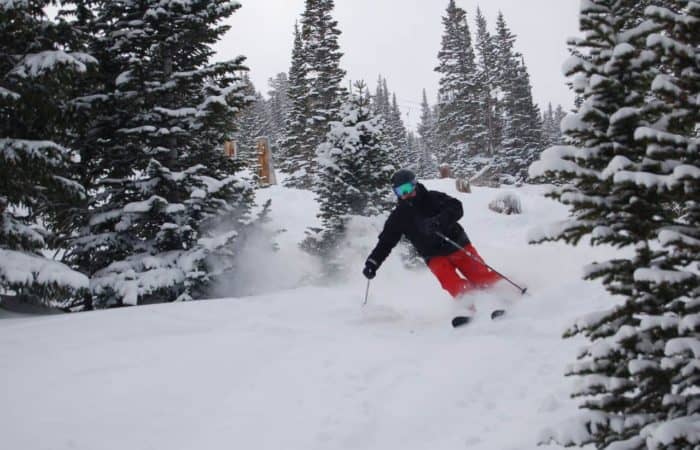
[393,181,416,197]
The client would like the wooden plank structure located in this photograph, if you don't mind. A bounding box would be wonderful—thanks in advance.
[224,140,237,158]
[256,137,277,185]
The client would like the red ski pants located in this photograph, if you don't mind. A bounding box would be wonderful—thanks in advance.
[427,244,501,298]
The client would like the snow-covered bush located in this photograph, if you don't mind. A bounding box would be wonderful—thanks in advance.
[488,192,522,215]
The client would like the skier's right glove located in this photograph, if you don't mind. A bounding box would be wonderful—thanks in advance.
[363,259,377,280]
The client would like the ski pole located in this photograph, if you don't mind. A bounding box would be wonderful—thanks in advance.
[362,279,371,306]
[435,231,527,295]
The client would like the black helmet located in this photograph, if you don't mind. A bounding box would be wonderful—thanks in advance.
[391,169,416,188]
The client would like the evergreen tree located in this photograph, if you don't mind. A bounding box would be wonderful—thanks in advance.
[542,103,568,147]
[372,75,391,119]
[234,75,273,179]
[267,72,291,149]
[303,81,395,269]
[387,93,409,166]
[474,7,500,156]
[530,1,700,448]
[404,131,421,172]
[0,0,92,307]
[416,89,439,177]
[553,105,567,143]
[498,55,544,183]
[69,0,254,307]
[280,22,314,187]
[370,76,407,165]
[294,0,346,189]
[434,0,481,177]
[629,3,700,446]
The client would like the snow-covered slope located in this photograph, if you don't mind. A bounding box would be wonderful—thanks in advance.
[1,180,622,450]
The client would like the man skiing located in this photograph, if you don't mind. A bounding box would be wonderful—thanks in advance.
[362,169,501,305]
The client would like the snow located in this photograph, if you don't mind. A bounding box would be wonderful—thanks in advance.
[123,195,167,213]
[612,43,635,58]
[0,249,89,290]
[528,145,598,179]
[634,267,695,284]
[0,181,639,450]
[642,415,700,448]
[651,74,682,96]
[0,86,20,100]
[115,70,132,86]
[10,51,97,78]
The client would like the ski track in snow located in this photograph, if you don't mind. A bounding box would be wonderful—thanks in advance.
[0,180,616,450]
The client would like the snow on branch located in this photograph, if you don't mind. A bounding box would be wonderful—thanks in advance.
[641,415,700,448]
[92,249,206,305]
[1,138,66,166]
[633,267,696,284]
[666,338,700,359]
[123,195,168,213]
[527,219,588,243]
[0,86,20,100]
[658,229,700,247]
[528,145,598,179]
[154,106,197,118]
[538,411,609,447]
[646,33,696,59]
[0,249,88,290]
[10,51,97,78]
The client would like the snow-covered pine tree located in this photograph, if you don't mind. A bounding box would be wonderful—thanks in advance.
[434,0,481,177]
[303,81,395,270]
[404,131,421,172]
[370,77,408,166]
[416,89,439,178]
[280,22,314,187]
[474,7,500,158]
[497,50,544,183]
[267,72,291,150]
[298,0,347,189]
[234,75,273,181]
[530,1,700,448]
[492,12,544,184]
[0,0,92,308]
[492,11,519,183]
[542,103,569,148]
[625,3,699,446]
[542,103,555,147]
[372,75,391,120]
[69,0,254,308]
[553,105,567,143]
[387,93,409,166]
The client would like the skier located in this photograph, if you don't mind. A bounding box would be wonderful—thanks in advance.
[362,169,501,305]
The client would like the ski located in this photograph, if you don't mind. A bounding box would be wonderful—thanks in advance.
[491,309,506,320]
[451,316,471,327]
[452,309,506,328]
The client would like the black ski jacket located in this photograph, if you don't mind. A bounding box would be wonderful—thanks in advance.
[367,183,470,268]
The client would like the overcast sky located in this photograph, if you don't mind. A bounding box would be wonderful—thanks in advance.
[214,0,580,129]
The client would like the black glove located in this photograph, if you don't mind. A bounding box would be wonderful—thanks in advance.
[363,260,377,280]
[420,216,442,236]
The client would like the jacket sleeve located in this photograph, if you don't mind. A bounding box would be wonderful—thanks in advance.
[367,210,403,269]
[430,190,463,225]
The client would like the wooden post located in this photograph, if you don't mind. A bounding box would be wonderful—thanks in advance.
[439,164,452,179]
[256,137,277,185]
[224,140,237,158]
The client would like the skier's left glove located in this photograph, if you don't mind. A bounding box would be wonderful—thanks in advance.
[363,259,378,280]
